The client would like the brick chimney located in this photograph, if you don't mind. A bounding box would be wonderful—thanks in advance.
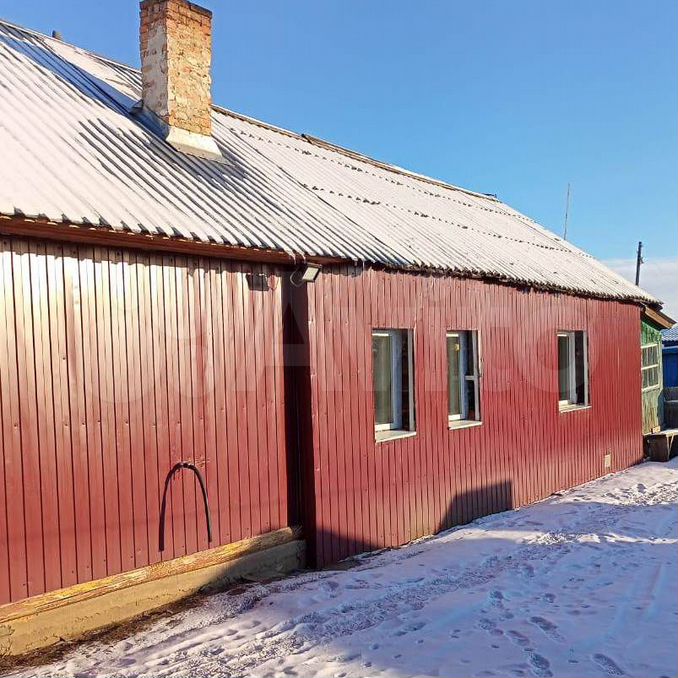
[139,0,221,160]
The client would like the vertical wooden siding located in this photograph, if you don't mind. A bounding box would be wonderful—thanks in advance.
[0,236,288,604]
[304,266,643,566]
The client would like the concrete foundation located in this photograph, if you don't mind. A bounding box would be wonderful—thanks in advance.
[0,535,304,658]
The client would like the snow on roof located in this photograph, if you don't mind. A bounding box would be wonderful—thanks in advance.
[0,19,660,306]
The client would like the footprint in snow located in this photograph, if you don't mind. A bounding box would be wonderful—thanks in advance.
[507,630,530,647]
[336,652,361,663]
[344,583,365,591]
[393,620,425,636]
[405,576,425,584]
[529,616,562,641]
[489,590,505,607]
[521,564,535,578]
[592,653,626,676]
[320,580,340,592]
[477,618,497,631]
[527,652,553,678]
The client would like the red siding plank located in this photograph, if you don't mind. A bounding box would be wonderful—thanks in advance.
[47,244,79,587]
[122,251,149,569]
[13,241,46,595]
[77,248,107,580]
[0,240,29,600]
[28,241,62,592]
[93,247,122,575]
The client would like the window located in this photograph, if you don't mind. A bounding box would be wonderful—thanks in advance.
[447,331,481,426]
[557,331,589,409]
[641,343,661,390]
[372,329,415,439]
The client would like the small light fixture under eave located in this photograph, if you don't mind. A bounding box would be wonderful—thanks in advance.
[291,263,322,286]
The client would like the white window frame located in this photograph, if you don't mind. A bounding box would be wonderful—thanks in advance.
[372,329,415,434]
[447,330,481,426]
[558,331,589,409]
[641,343,661,391]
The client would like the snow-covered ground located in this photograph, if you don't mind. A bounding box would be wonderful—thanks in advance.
[10,459,678,678]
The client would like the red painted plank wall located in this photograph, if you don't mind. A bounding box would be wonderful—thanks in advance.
[304,266,643,566]
[0,236,288,604]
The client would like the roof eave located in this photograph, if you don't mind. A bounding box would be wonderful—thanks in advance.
[0,215,343,267]
[0,215,658,307]
[642,304,676,329]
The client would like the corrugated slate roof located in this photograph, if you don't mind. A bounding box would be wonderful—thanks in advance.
[0,19,660,306]
[662,326,678,342]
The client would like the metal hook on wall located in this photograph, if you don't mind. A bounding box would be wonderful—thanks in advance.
[159,461,213,552]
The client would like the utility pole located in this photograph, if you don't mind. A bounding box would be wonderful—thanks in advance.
[563,183,571,241]
[635,241,643,285]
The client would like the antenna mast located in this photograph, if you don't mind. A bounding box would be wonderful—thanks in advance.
[563,182,571,241]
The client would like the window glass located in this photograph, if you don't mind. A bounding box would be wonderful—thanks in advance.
[448,330,481,425]
[558,331,589,408]
[574,331,587,404]
[558,333,570,401]
[465,334,475,376]
[466,379,477,421]
[641,344,660,390]
[372,329,415,437]
[447,334,461,417]
[642,344,659,367]
[373,333,393,426]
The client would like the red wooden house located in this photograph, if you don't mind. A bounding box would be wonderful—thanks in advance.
[0,0,665,654]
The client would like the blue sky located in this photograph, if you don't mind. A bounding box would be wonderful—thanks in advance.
[4,1,677,311]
